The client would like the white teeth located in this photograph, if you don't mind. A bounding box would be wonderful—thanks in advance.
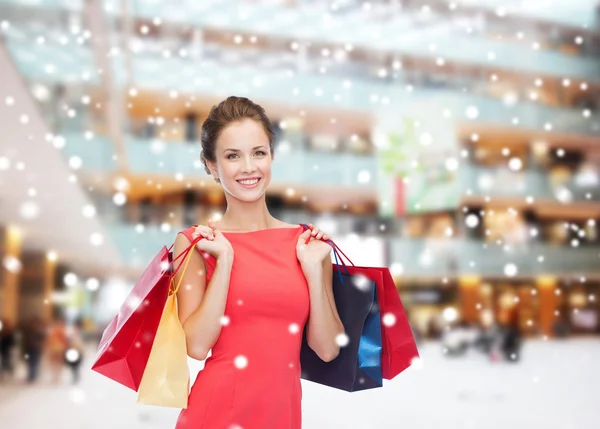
[238,179,259,185]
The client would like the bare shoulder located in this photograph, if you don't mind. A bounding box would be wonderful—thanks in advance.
[277,221,301,229]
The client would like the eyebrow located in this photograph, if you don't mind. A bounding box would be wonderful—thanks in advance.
[223,146,267,153]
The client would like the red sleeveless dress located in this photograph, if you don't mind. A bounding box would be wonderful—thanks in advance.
[175,224,310,429]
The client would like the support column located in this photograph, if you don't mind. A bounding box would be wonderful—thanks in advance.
[43,252,58,324]
[459,275,481,323]
[537,276,558,337]
[518,283,536,336]
[1,225,23,325]
[19,251,49,324]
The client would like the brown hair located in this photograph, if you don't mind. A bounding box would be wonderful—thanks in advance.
[200,96,275,183]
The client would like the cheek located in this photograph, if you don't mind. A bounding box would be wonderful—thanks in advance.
[221,162,237,176]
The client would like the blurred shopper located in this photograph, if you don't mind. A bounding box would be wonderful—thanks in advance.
[473,309,503,361]
[427,315,443,339]
[411,325,424,346]
[501,310,523,362]
[442,321,478,356]
[552,304,571,338]
[474,324,500,355]
[22,316,46,383]
[64,319,85,385]
[82,316,96,342]
[0,318,17,381]
[552,317,571,338]
[46,318,68,384]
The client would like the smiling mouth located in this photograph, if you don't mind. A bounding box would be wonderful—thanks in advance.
[236,178,261,187]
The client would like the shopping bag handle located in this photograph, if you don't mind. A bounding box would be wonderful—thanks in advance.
[170,235,203,294]
[167,235,197,265]
[300,224,355,285]
[170,242,196,295]
[327,240,355,267]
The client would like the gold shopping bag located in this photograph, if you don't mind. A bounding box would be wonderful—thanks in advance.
[136,245,193,408]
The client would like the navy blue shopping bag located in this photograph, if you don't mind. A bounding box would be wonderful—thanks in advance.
[299,225,383,392]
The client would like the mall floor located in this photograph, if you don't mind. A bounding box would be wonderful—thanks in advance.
[0,339,597,429]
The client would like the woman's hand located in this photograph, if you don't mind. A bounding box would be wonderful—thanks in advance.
[305,223,331,241]
[191,222,216,241]
[191,219,233,260]
[296,227,333,268]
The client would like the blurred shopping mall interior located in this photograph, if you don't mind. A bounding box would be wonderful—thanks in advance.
[0,0,599,366]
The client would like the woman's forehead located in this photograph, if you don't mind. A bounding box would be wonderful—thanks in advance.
[219,120,269,148]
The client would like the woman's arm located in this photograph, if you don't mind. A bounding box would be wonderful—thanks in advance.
[303,256,344,362]
[173,233,234,361]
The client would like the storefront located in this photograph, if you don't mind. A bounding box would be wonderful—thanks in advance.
[397,279,458,339]
[561,280,600,335]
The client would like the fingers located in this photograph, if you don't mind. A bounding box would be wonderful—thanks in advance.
[302,229,331,243]
[192,230,214,240]
[191,224,215,240]
[208,221,223,236]
[307,224,329,240]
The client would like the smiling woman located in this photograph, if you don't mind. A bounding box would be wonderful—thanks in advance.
[172,96,342,429]
[200,96,275,186]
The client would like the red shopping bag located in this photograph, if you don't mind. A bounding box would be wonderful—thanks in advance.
[91,237,199,391]
[328,241,419,380]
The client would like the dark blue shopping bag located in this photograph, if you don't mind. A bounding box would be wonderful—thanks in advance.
[299,225,383,392]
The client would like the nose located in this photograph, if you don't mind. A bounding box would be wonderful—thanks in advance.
[241,156,256,173]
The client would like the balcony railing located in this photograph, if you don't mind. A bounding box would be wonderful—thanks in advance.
[459,164,600,202]
[108,223,600,277]
[2,24,598,138]
[60,132,379,188]
[60,131,598,202]
[389,237,600,277]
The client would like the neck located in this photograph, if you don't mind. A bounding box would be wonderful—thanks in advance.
[217,196,277,231]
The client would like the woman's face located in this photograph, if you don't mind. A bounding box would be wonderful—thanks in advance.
[209,119,273,201]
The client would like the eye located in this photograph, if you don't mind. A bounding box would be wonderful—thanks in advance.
[226,151,267,159]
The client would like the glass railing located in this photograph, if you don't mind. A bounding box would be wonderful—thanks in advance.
[60,131,598,202]
[60,133,118,170]
[408,91,597,137]
[459,164,600,202]
[126,0,600,80]
[117,58,600,137]
[2,0,597,32]
[389,237,600,277]
[450,0,599,29]
[3,20,598,138]
[0,0,81,8]
[459,164,550,198]
[2,0,599,80]
[3,31,95,83]
[107,222,600,276]
[108,222,175,269]
[59,132,379,187]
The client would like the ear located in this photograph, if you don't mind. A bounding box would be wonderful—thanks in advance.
[206,160,219,180]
